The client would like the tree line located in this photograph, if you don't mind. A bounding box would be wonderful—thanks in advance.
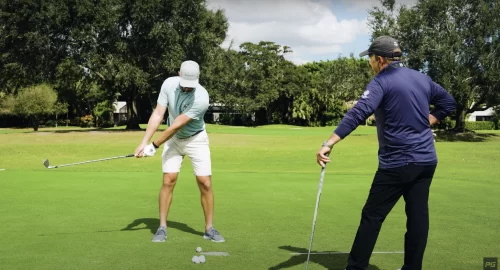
[1,0,499,131]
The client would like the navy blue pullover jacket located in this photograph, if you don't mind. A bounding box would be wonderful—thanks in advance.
[334,62,456,168]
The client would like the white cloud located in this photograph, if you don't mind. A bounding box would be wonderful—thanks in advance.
[339,0,418,12]
[285,56,313,66]
[207,0,370,65]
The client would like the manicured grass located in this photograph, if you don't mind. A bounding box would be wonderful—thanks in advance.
[0,124,498,269]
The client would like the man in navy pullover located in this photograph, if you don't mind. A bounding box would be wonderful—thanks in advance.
[316,36,456,270]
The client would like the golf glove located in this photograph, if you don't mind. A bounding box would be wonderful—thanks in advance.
[142,143,158,157]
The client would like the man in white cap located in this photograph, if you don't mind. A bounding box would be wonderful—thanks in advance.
[134,60,225,243]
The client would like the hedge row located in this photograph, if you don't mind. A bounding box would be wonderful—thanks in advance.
[436,119,498,130]
[465,121,497,130]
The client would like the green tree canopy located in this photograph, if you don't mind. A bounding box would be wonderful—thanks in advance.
[12,84,59,131]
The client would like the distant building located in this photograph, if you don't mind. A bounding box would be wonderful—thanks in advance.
[113,101,127,125]
[467,107,495,122]
[206,102,224,123]
[205,103,243,124]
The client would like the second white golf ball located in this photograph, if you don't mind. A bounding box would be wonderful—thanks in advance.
[196,247,202,253]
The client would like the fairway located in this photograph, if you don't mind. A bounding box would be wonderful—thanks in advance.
[0,124,499,270]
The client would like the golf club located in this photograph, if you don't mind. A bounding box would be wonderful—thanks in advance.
[43,154,135,169]
[306,154,329,270]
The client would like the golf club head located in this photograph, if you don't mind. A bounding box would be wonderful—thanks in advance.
[42,159,55,169]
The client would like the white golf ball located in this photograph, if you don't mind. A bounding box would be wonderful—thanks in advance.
[196,247,202,253]
[192,256,200,264]
[199,255,206,263]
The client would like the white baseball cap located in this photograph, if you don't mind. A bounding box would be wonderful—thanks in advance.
[179,60,200,88]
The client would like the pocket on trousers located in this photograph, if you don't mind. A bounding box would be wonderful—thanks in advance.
[193,132,209,145]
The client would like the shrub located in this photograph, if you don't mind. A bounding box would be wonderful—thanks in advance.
[80,115,94,128]
[465,121,496,130]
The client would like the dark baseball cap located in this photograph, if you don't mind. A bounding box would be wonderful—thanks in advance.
[359,36,402,58]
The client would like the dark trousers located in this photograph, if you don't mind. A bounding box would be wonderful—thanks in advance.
[346,163,437,270]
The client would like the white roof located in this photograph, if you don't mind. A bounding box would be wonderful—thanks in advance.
[113,101,127,113]
[469,107,494,117]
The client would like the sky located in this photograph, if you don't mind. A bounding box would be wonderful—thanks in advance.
[206,0,417,65]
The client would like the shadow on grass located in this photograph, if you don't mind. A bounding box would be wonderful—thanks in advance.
[46,128,146,133]
[269,245,382,270]
[2,127,151,133]
[38,218,203,237]
[121,218,204,236]
[434,130,499,142]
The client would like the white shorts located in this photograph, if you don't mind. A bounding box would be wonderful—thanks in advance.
[161,130,212,176]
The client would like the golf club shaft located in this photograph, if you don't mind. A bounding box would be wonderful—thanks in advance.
[306,155,329,270]
[53,154,134,168]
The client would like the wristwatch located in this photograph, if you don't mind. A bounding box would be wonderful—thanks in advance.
[152,141,159,149]
[322,141,333,149]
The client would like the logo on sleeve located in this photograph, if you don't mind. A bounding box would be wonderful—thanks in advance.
[361,90,370,99]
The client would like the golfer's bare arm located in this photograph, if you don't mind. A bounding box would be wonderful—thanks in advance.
[325,132,343,147]
[153,114,192,147]
[140,104,167,145]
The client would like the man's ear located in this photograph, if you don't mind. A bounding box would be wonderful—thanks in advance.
[178,71,181,76]
[377,55,385,64]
